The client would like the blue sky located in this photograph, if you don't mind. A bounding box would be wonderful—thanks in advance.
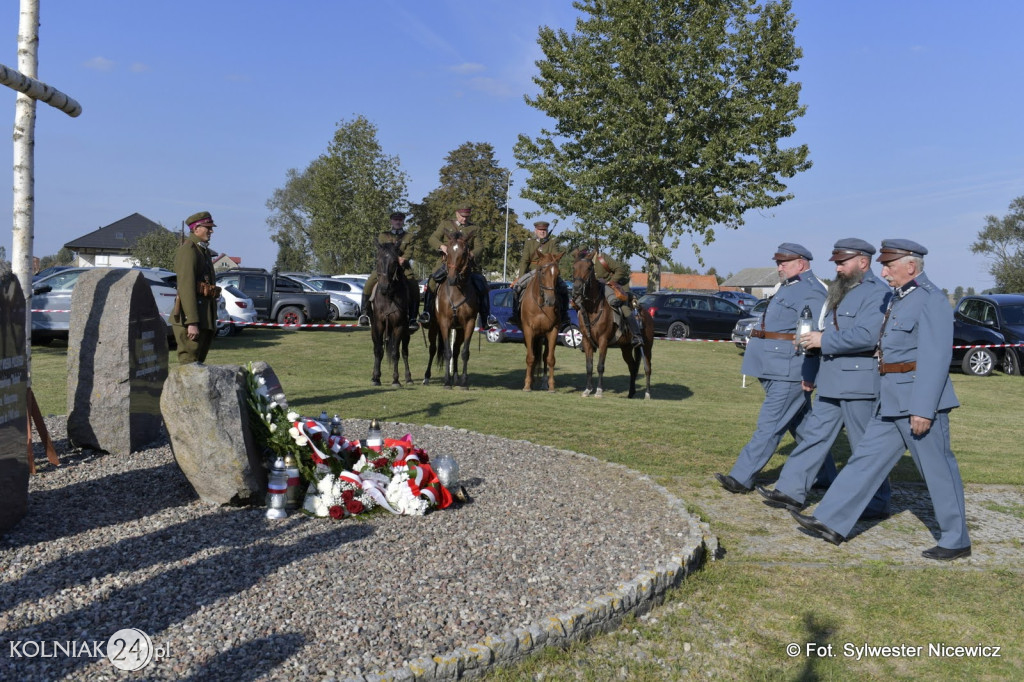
[2,0,1022,292]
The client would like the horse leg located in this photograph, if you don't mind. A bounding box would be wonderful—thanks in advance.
[442,326,455,389]
[620,344,639,398]
[581,340,595,397]
[643,337,653,400]
[523,329,535,391]
[401,334,413,385]
[457,324,472,389]
[371,330,383,386]
[423,323,437,385]
[545,327,558,392]
[389,324,401,387]
[595,342,609,398]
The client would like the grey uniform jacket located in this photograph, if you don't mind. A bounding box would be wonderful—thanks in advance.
[877,273,959,419]
[812,269,889,400]
[741,270,826,382]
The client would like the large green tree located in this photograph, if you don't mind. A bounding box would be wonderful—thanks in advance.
[971,195,1024,292]
[407,142,527,280]
[266,116,408,274]
[515,0,810,290]
[130,227,179,270]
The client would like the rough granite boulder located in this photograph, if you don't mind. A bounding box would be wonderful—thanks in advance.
[66,268,169,454]
[160,363,267,505]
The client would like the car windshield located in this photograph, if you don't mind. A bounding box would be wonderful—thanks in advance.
[305,279,325,291]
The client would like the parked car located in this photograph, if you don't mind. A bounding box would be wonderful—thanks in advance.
[215,268,330,324]
[486,288,582,348]
[639,291,745,339]
[32,264,75,282]
[217,284,258,337]
[732,298,771,349]
[307,277,362,319]
[716,290,760,311]
[31,266,178,344]
[952,294,1024,376]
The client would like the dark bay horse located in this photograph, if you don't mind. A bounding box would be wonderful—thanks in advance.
[370,241,413,387]
[423,230,480,389]
[520,250,565,392]
[572,253,653,399]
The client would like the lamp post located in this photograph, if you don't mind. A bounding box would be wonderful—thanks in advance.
[502,170,512,283]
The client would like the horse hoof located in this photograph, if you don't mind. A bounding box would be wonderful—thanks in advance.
[581,389,591,398]
[595,389,603,398]
[391,382,401,388]
[523,387,532,392]
[371,380,381,386]
[422,379,430,386]
[644,392,651,401]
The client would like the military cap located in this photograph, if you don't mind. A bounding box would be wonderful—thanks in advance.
[390,211,406,221]
[877,238,928,264]
[829,237,876,262]
[455,205,472,216]
[186,211,215,230]
[772,242,813,262]
[533,221,550,230]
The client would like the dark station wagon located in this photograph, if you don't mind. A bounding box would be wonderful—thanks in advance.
[639,292,745,340]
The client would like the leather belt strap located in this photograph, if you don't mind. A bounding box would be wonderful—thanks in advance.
[750,329,795,341]
[879,361,916,375]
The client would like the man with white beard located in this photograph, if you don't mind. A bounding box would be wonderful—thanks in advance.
[756,238,891,519]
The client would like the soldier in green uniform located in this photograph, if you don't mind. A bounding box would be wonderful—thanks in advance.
[358,212,420,329]
[418,205,495,328]
[575,247,641,345]
[510,220,570,329]
[171,211,220,363]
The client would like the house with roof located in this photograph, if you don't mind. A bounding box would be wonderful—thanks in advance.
[719,267,781,300]
[212,254,241,273]
[62,213,173,267]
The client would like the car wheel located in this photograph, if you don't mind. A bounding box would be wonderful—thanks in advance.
[328,304,340,322]
[561,324,583,348]
[486,325,505,343]
[277,306,306,327]
[668,321,690,339]
[215,323,233,338]
[961,347,996,376]
[1002,348,1021,376]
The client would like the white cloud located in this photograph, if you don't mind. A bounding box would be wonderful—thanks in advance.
[130,62,149,73]
[83,56,115,71]
[467,76,516,98]
[449,62,486,75]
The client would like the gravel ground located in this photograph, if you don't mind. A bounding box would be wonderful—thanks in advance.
[1,417,700,681]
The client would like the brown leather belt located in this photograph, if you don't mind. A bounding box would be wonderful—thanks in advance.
[750,330,795,341]
[879,361,916,375]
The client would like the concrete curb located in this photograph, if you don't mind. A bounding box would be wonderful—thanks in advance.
[343,426,720,682]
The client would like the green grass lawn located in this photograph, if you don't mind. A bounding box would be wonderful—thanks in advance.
[28,329,1024,679]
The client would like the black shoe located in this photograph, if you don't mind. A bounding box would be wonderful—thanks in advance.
[790,511,845,546]
[858,509,891,522]
[408,319,420,331]
[921,545,971,561]
[714,473,752,494]
[756,485,804,511]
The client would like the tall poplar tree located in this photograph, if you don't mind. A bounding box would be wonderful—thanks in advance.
[515,0,810,290]
[407,142,527,279]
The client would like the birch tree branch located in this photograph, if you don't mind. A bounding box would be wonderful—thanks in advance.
[0,61,82,117]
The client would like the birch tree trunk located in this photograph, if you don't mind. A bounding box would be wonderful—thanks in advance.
[12,0,40,361]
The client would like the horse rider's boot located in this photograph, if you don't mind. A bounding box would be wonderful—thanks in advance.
[358,291,371,327]
[407,281,421,330]
[510,290,522,327]
[557,284,571,330]
[475,275,497,328]
[418,289,433,324]
[626,311,643,346]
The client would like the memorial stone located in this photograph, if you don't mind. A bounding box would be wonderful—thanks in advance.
[0,273,29,532]
[161,363,267,505]
[66,269,169,454]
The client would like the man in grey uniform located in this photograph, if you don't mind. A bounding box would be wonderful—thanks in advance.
[756,238,890,519]
[715,243,826,493]
[791,239,971,561]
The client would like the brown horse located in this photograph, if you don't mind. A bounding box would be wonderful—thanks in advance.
[519,251,565,392]
[572,253,653,399]
[370,241,413,387]
[423,230,480,389]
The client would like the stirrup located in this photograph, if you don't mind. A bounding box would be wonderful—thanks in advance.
[417,311,431,324]
[486,315,499,327]
[357,314,370,327]
[408,319,420,331]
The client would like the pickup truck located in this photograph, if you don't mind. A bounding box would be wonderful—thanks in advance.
[215,268,330,325]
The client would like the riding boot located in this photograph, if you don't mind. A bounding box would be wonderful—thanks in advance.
[510,290,522,327]
[358,291,371,327]
[407,281,420,329]
[557,283,571,330]
[625,311,643,346]
[418,289,432,324]
[474,275,496,328]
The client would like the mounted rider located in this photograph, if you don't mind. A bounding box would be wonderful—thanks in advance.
[510,220,571,330]
[418,205,496,328]
[358,211,420,329]
[574,247,642,346]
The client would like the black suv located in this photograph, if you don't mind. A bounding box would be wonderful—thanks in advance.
[639,291,745,339]
[953,294,1024,376]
